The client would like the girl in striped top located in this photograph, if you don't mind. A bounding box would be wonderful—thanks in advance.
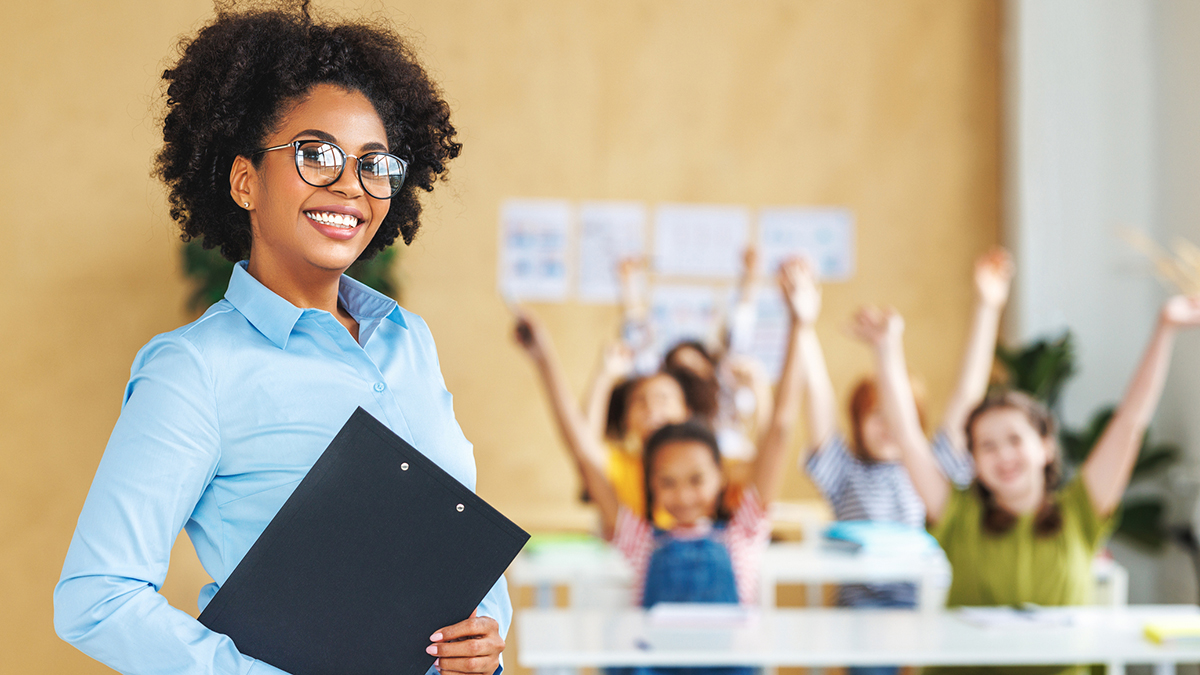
[798,250,1013,630]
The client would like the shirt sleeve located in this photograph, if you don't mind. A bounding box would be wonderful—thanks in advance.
[1061,474,1118,550]
[929,484,970,548]
[804,433,853,502]
[930,428,976,489]
[53,334,290,675]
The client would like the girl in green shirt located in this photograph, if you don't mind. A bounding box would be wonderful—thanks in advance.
[856,294,1200,675]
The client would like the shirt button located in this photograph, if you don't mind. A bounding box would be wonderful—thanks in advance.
[373,382,386,392]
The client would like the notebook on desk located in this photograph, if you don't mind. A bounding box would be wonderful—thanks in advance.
[199,407,530,675]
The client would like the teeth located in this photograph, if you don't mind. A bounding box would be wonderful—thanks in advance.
[307,211,359,229]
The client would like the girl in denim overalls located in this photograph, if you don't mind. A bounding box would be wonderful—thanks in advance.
[572,259,815,675]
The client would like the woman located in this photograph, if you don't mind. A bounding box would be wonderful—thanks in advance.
[53,4,508,674]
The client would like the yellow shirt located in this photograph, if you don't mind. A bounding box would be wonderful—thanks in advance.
[605,445,746,530]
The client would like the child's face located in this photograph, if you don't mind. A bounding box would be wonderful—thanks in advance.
[649,440,725,527]
[971,407,1053,502]
[859,406,902,462]
[625,375,689,443]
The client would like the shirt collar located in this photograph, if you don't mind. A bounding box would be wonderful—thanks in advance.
[225,261,407,349]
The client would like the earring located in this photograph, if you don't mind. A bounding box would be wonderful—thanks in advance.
[243,202,250,209]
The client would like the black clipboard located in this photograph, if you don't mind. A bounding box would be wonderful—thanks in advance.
[199,407,530,675]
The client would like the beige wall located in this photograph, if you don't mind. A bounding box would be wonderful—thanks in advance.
[0,1,1000,672]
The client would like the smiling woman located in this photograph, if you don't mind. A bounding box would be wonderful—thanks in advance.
[51,3,509,675]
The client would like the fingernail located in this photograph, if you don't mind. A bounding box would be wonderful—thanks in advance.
[430,632,443,642]
[434,659,440,667]
[426,645,437,655]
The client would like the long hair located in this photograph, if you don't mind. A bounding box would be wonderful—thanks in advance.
[664,341,720,424]
[965,390,1064,537]
[641,420,731,524]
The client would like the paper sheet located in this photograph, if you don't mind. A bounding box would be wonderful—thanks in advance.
[740,286,791,380]
[758,207,855,280]
[577,201,647,303]
[649,284,722,356]
[498,199,572,301]
[653,204,750,278]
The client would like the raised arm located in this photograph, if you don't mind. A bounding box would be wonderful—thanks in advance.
[583,342,634,441]
[853,307,952,523]
[724,247,762,356]
[792,261,836,453]
[751,258,810,504]
[941,248,1013,450]
[514,310,622,538]
[1081,296,1200,517]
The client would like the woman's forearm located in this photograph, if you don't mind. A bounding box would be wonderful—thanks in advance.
[799,326,836,452]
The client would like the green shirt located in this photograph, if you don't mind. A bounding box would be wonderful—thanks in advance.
[927,475,1116,675]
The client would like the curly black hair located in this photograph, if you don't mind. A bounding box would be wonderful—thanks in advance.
[155,0,461,262]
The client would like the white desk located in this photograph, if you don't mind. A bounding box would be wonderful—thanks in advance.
[517,605,1200,672]
[507,541,1127,610]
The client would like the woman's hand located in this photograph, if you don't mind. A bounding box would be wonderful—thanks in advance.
[779,257,821,326]
[427,610,504,675]
[850,305,903,349]
[974,247,1014,309]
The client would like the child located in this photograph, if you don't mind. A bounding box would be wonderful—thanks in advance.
[616,248,774,463]
[870,294,1200,675]
[798,250,1013,616]
[516,313,692,522]
[558,259,810,675]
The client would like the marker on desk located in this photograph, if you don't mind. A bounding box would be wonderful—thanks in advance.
[636,637,653,651]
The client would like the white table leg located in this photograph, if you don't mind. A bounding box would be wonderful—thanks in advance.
[1154,661,1174,675]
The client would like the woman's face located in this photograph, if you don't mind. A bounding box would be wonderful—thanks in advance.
[625,374,689,443]
[971,407,1053,501]
[649,440,724,527]
[239,84,391,279]
[858,406,901,462]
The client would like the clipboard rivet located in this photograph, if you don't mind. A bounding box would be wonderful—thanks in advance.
[456,504,464,512]
[401,462,409,471]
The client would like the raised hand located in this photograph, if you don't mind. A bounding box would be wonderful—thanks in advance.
[1161,295,1200,328]
[851,305,903,348]
[512,309,549,361]
[600,341,635,379]
[975,247,1014,309]
[779,257,821,326]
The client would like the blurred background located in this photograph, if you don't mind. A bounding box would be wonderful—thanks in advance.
[2,0,1199,673]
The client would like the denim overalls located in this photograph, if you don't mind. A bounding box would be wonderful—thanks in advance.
[631,523,755,675]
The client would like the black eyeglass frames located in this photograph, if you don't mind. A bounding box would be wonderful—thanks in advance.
[254,140,408,200]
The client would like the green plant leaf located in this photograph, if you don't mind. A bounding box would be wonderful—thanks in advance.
[181,239,401,312]
[1115,498,1166,550]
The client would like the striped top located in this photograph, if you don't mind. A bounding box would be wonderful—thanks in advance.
[613,488,771,606]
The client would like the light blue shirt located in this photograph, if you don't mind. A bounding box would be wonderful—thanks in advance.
[54,261,511,675]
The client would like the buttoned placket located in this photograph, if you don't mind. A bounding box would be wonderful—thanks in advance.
[303,309,414,443]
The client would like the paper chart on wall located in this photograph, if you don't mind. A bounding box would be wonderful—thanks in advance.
[576,201,647,303]
[738,286,792,380]
[498,199,572,302]
[653,204,750,278]
[649,285,722,357]
[758,207,855,280]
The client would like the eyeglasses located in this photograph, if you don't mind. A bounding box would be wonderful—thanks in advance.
[254,140,408,200]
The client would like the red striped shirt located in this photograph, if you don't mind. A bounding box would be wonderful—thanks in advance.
[613,488,770,605]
